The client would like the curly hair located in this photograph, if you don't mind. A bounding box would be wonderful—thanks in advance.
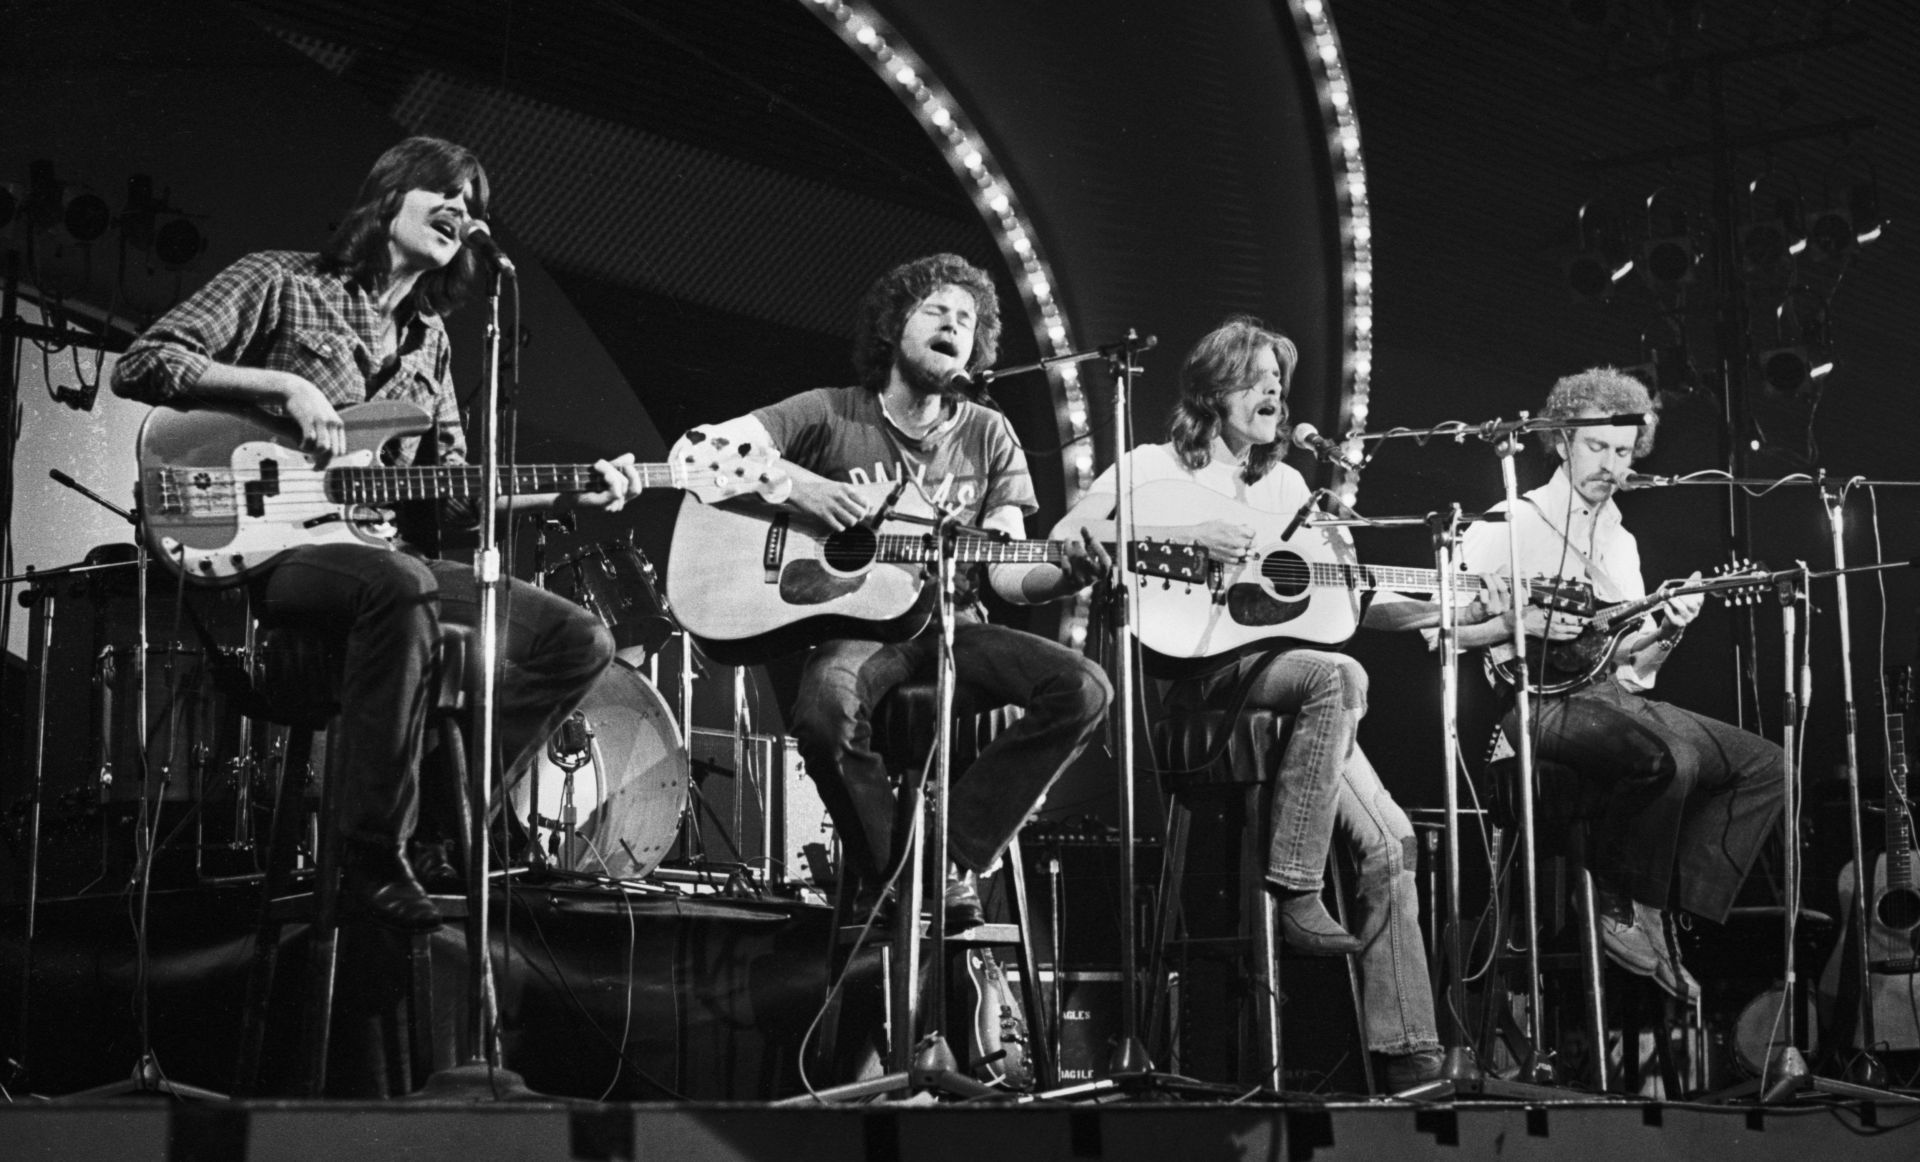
[1539,366,1659,461]
[1167,315,1299,484]
[850,253,1002,390]
[318,136,492,317]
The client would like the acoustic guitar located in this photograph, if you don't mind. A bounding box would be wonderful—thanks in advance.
[665,480,1202,664]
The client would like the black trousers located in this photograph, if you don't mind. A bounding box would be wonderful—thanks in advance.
[255,543,614,848]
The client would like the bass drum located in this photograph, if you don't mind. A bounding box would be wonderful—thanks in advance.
[514,662,688,879]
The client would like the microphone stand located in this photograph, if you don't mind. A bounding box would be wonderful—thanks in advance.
[976,332,1160,1077]
[1345,413,1645,1097]
[424,261,534,1100]
[1624,470,1920,1088]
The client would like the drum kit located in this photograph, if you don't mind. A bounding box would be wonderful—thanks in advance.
[5,531,783,901]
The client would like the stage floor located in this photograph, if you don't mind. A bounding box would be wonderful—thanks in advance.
[4,1093,1920,1162]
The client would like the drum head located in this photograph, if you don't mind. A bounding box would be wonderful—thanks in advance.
[521,663,687,879]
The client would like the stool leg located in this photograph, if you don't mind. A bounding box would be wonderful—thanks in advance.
[235,726,314,1096]
[1570,839,1611,1092]
[300,738,344,1097]
[1243,785,1281,1090]
[1001,843,1054,1088]
[1146,797,1193,1066]
[1326,855,1375,1094]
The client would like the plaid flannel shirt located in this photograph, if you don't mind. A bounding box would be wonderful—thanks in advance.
[113,250,466,472]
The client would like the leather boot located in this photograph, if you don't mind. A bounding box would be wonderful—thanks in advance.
[343,840,443,932]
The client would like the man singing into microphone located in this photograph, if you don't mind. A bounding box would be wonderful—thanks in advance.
[677,253,1112,927]
[1054,316,1498,1089]
[113,137,643,931]
[1455,367,1786,998]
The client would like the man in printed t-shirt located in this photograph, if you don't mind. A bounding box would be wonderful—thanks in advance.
[685,254,1112,926]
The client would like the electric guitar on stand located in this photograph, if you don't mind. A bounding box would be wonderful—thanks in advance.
[665,480,1204,664]
[136,399,786,586]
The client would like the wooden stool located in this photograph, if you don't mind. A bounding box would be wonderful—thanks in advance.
[1149,707,1369,1091]
[233,622,478,1097]
[819,678,1054,1089]
[1487,753,1614,1091]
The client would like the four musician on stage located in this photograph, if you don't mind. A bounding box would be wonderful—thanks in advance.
[101,134,1795,1088]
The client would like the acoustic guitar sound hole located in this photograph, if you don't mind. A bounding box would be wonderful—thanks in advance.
[1875,885,1920,934]
[1261,551,1309,599]
[822,525,878,574]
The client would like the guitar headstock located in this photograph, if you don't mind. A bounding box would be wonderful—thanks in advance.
[675,429,791,503]
[1888,665,1915,716]
[1709,557,1771,607]
[1527,576,1595,617]
[1133,539,1209,586]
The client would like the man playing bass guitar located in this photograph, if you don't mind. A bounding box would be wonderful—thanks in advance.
[1456,367,1786,999]
[112,137,649,931]
[1054,316,1496,1090]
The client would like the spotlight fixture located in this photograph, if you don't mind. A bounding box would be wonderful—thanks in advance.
[1739,168,1803,280]
[1640,186,1700,293]
[121,172,208,269]
[1807,153,1881,263]
[1565,194,1633,304]
[1756,286,1833,397]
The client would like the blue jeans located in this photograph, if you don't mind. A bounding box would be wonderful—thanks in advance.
[256,543,614,847]
[1171,648,1439,1054]
[1517,679,1786,923]
[788,617,1112,880]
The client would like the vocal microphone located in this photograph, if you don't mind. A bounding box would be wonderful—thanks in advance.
[1617,472,1672,490]
[458,219,516,274]
[1290,422,1362,470]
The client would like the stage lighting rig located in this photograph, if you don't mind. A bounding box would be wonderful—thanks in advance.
[1806,153,1881,264]
[1640,185,1701,294]
[1756,286,1833,397]
[121,173,207,270]
[1564,193,1634,304]
[1738,168,1804,282]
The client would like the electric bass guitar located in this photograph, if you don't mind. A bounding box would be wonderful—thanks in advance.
[1822,665,1920,1050]
[665,480,1204,664]
[1118,479,1505,674]
[136,399,786,586]
[1483,561,1770,696]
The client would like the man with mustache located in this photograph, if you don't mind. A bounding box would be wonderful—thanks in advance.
[1455,367,1786,1000]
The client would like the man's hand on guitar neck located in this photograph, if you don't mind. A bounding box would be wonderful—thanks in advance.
[565,453,649,514]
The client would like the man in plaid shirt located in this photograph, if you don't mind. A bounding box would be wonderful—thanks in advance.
[114,137,645,930]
